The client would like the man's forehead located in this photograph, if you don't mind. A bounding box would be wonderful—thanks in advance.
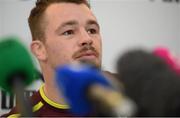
[45,2,90,16]
[44,2,98,27]
[44,2,96,21]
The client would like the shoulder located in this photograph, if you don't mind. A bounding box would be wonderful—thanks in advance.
[1,107,19,118]
[103,71,118,78]
[1,90,40,118]
[102,70,118,82]
[102,70,124,89]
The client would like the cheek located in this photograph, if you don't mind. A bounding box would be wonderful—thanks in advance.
[95,38,102,53]
[99,39,102,50]
[47,48,71,68]
[47,43,75,62]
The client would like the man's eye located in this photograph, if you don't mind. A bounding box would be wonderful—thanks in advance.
[62,30,74,36]
[87,28,97,34]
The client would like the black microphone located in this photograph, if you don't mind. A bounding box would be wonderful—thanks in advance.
[117,49,180,116]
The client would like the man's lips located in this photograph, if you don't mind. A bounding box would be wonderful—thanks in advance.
[74,51,98,60]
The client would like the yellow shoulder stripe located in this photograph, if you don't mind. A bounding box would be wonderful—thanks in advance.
[39,84,69,109]
[7,101,43,117]
[33,101,44,112]
[7,114,20,118]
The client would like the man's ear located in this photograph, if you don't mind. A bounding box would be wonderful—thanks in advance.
[31,40,47,61]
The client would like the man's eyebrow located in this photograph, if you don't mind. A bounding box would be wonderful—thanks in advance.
[87,20,100,29]
[55,20,100,33]
[55,20,78,33]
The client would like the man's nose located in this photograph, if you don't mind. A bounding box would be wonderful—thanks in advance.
[78,29,93,47]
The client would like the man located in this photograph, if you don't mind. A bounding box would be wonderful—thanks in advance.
[2,0,114,117]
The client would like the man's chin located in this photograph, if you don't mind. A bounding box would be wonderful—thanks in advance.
[74,59,101,69]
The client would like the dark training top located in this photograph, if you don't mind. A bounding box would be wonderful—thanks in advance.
[1,84,74,117]
[2,72,118,117]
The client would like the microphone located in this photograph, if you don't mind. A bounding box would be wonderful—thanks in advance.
[55,63,136,116]
[0,36,37,116]
[117,49,180,116]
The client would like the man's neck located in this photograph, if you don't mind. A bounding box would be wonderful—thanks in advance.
[40,64,68,106]
[43,81,68,105]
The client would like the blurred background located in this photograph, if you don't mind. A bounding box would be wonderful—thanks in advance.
[0,0,179,115]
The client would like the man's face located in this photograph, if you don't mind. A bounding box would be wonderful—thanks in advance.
[43,3,102,69]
